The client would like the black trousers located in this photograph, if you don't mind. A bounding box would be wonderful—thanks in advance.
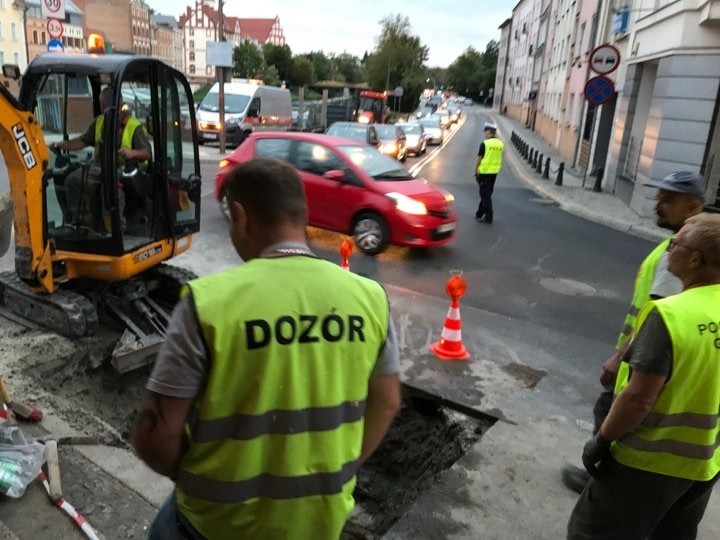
[568,457,720,540]
[475,173,497,220]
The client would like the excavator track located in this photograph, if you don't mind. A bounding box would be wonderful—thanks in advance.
[0,271,98,339]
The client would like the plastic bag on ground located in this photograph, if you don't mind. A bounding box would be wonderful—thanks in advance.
[0,426,46,498]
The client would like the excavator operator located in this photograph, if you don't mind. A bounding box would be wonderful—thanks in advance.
[50,87,152,231]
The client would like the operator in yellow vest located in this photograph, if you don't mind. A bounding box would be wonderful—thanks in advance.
[51,87,151,230]
[561,171,705,494]
[568,212,720,539]
[132,157,402,539]
[474,121,504,223]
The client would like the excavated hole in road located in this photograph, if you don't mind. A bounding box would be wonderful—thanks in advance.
[28,347,496,537]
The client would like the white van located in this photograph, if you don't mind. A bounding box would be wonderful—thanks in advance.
[196,80,292,146]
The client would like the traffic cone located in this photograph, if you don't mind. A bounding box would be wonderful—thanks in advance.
[430,297,470,360]
[339,238,352,271]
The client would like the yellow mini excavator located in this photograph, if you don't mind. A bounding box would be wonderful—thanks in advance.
[0,43,202,373]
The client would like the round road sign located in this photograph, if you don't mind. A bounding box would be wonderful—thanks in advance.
[44,0,62,16]
[589,44,620,76]
[584,76,615,106]
[47,18,63,39]
[47,38,64,53]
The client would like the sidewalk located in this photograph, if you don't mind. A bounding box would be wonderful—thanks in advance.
[198,142,231,163]
[485,109,667,243]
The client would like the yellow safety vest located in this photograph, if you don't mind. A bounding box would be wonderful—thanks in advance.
[612,285,720,481]
[477,137,504,175]
[176,255,390,539]
[94,114,148,169]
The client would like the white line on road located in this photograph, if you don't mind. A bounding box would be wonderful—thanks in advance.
[408,114,468,176]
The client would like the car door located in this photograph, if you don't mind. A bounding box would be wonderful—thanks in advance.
[292,141,364,232]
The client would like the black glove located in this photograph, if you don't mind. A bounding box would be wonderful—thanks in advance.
[582,433,611,478]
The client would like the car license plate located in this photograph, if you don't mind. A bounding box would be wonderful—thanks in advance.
[205,133,218,140]
[437,222,457,233]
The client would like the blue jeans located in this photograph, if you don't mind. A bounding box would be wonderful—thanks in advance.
[148,491,204,540]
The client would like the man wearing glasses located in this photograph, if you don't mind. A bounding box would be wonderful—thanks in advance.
[568,212,720,539]
[562,171,705,493]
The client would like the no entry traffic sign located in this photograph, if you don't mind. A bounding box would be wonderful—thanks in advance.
[589,44,620,75]
[47,18,63,39]
[584,76,615,106]
[41,0,65,20]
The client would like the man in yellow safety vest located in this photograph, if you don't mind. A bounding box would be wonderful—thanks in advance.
[568,212,720,539]
[132,157,402,539]
[474,122,504,223]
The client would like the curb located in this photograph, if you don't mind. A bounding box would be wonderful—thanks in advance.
[486,113,666,243]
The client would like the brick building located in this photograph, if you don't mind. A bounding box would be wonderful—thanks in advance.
[73,0,132,53]
[25,0,84,61]
[131,0,150,55]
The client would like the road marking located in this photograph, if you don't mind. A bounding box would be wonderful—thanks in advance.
[408,115,467,176]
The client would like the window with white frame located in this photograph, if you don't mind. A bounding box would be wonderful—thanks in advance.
[11,22,17,41]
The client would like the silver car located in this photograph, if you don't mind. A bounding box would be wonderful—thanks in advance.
[396,122,427,156]
[419,117,444,145]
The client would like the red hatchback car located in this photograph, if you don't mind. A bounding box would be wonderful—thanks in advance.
[215,132,457,255]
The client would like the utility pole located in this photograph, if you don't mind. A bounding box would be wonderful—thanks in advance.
[218,0,226,154]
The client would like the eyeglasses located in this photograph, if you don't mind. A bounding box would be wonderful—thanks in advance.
[667,238,705,261]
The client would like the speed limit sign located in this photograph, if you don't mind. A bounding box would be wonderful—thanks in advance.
[41,0,65,20]
[47,18,63,39]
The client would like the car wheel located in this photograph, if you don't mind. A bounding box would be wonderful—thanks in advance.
[353,213,389,255]
[220,187,231,220]
[400,149,407,163]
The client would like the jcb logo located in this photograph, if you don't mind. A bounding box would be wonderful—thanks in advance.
[12,124,36,170]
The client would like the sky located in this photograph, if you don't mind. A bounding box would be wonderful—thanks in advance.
[147,0,517,67]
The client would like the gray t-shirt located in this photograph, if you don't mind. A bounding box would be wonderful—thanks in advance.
[147,293,401,399]
[622,307,673,379]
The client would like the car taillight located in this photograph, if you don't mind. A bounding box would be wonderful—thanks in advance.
[219,159,230,168]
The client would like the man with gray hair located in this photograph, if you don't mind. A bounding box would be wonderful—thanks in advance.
[569,212,720,538]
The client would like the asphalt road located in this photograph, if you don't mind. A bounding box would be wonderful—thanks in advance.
[194,107,653,351]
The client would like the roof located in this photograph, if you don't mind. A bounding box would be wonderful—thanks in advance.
[25,54,163,76]
[151,14,178,28]
[27,0,82,15]
[249,131,364,147]
[498,18,512,29]
[238,18,277,42]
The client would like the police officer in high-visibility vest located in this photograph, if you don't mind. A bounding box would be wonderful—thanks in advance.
[568,212,720,539]
[132,157,402,539]
[50,86,151,230]
[474,122,504,223]
[561,172,705,494]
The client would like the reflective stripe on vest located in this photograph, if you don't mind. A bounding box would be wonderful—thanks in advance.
[612,285,720,481]
[615,237,671,349]
[477,137,504,174]
[94,114,148,168]
[176,256,390,539]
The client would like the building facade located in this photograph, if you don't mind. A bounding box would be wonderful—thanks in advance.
[494,18,512,112]
[73,0,132,53]
[0,0,27,90]
[151,14,183,72]
[26,0,84,62]
[131,0,150,55]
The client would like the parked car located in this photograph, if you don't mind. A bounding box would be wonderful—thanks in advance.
[419,117,444,145]
[325,122,379,147]
[396,122,427,156]
[214,132,457,254]
[374,124,408,162]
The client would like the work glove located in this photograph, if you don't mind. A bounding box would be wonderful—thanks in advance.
[582,433,611,479]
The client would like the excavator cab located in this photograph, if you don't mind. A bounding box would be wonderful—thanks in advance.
[0,54,202,372]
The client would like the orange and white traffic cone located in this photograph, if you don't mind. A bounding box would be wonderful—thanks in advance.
[430,273,470,360]
[339,238,353,271]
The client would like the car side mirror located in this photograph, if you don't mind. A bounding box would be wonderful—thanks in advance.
[323,169,345,181]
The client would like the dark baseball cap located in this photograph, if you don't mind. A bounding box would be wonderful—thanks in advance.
[645,171,705,198]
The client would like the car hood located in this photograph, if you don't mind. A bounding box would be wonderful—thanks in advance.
[374,178,450,211]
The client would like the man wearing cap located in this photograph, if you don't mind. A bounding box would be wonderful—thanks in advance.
[561,171,706,493]
[568,212,720,539]
[474,122,504,223]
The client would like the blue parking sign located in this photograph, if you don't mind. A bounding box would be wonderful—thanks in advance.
[47,39,64,53]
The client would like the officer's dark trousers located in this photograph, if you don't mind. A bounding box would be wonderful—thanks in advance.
[475,173,497,221]
[568,457,720,540]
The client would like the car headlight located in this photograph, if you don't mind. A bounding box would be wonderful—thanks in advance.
[358,116,370,124]
[386,192,427,215]
[382,143,397,153]
[442,189,455,202]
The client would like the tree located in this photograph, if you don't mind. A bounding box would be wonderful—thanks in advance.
[233,39,265,79]
[262,43,293,82]
[289,56,315,88]
[365,14,429,112]
[262,64,280,87]
[446,41,499,98]
[301,51,331,81]
[334,53,363,84]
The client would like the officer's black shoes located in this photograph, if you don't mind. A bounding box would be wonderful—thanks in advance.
[561,464,591,494]
[477,215,493,224]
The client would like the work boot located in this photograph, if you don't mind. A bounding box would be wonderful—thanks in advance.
[561,464,590,494]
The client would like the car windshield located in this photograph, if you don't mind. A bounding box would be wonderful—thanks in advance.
[374,125,397,139]
[340,145,413,180]
[398,124,420,135]
[420,118,440,129]
[199,92,250,114]
[326,124,368,142]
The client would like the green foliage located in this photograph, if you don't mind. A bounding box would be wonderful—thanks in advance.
[262,64,281,87]
[289,56,315,88]
[193,84,212,102]
[262,43,293,81]
[233,39,265,79]
[365,14,429,112]
[446,40,499,98]
[333,53,363,84]
[301,51,332,81]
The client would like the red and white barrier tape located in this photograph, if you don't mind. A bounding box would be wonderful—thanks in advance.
[37,472,100,540]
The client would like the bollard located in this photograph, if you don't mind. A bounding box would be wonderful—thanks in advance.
[593,167,604,193]
[532,150,538,169]
[529,148,535,164]
[543,157,550,179]
[555,162,565,186]
[524,143,528,159]
[536,153,543,173]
